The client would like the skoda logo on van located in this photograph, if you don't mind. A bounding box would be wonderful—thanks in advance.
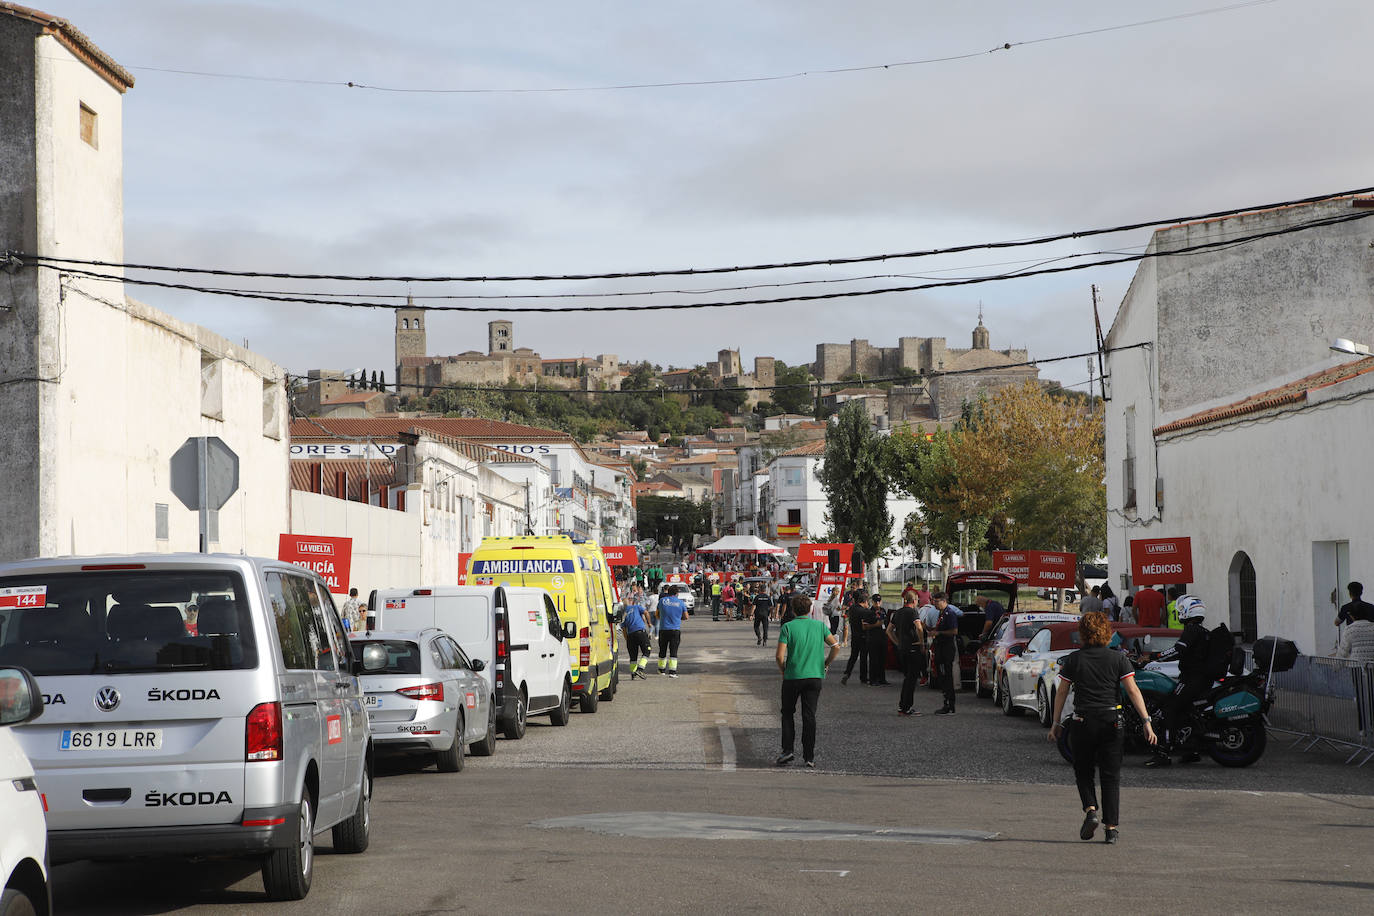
[94,686,121,712]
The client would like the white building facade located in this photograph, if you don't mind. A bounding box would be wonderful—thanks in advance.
[1103,197,1374,653]
[0,9,290,561]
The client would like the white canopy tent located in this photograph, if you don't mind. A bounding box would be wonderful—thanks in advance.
[696,535,788,555]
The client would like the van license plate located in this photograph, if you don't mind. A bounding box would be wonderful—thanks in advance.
[364,695,381,708]
[60,729,163,751]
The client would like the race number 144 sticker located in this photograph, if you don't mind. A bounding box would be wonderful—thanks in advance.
[0,586,46,610]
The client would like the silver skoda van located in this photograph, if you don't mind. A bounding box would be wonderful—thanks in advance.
[0,554,373,901]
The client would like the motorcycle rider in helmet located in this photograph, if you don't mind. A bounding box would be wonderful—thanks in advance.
[1145,594,1210,767]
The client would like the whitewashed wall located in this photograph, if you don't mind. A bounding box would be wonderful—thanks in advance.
[291,490,420,595]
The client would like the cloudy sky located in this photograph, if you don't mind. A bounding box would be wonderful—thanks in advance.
[43,0,1374,389]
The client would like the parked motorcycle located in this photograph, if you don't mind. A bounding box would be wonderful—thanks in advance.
[1057,660,1274,768]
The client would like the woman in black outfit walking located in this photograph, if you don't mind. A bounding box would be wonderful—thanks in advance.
[1047,611,1157,844]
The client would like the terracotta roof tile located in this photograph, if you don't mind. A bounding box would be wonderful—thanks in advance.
[1,3,134,90]
[781,439,827,457]
[1154,356,1374,435]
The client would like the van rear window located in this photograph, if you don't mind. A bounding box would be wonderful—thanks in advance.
[0,571,257,675]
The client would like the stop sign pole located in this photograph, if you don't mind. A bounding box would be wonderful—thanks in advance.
[171,437,240,552]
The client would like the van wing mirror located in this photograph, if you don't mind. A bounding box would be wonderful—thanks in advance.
[563,621,578,640]
[470,658,486,672]
[0,666,44,726]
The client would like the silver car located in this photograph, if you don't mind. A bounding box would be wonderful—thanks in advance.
[0,554,372,901]
[353,629,496,772]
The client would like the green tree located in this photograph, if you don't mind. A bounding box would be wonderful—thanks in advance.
[816,401,892,584]
[771,362,813,415]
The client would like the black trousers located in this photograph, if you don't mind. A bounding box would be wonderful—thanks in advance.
[781,678,823,761]
[933,638,956,709]
[899,647,927,711]
[625,630,650,663]
[843,632,867,682]
[867,633,890,684]
[1070,710,1124,826]
[1163,678,1206,750]
[658,629,682,659]
[753,614,770,643]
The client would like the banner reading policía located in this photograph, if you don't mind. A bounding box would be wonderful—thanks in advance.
[278,534,354,594]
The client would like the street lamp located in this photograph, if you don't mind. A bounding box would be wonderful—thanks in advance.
[919,524,931,576]
[1330,338,1372,356]
[1005,516,1015,549]
[956,520,967,570]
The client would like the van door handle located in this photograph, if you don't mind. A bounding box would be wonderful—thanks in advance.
[336,679,354,690]
[83,788,131,804]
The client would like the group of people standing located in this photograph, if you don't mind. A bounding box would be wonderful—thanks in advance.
[836,582,964,717]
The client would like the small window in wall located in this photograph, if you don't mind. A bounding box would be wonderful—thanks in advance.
[787,508,802,526]
[201,352,224,420]
[262,378,282,438]
[79,102,98,148]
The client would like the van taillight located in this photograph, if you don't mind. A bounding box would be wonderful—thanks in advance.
[579,627,590,668]
[497,614,508,660]
[398,682,444,702]
[246,702,283,762]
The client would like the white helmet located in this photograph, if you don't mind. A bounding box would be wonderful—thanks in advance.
[1175,594,1206,623]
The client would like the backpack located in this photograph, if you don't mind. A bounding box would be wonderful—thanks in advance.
[1206,622,1235,681]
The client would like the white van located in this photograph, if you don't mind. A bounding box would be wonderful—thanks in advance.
[1,666,49,916]
[369,586,572,740]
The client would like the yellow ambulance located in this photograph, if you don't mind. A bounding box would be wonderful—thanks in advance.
[468,535,620,712]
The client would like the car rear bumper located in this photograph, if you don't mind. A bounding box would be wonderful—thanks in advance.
[49,804,299,864]
[373,729,448,752]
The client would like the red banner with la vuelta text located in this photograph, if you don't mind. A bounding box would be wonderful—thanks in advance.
[1129,537,1193,585]
[993,550,1078,589]
[279,534,354,594]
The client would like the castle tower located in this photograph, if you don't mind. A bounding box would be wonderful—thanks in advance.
[488,320,513,354]
[972,305,990,350]
[395,298,426,391]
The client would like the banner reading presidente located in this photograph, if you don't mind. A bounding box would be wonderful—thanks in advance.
[992,550,1077,589]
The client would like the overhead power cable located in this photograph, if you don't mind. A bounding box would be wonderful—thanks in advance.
[125,1,1280,95]
[38,209,1374,314]
[14,182,1370,285]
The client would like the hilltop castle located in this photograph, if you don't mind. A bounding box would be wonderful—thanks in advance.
[394,304,621,397]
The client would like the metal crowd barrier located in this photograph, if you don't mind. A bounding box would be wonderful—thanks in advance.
[1265,653,1374,766]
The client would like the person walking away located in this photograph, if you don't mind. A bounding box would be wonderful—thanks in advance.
[1047,611,1157,844]
[1079,585,1103,616]
[721,580,738,621]
[711,578,723,621]
[1132,586,1165,628]
[647,563,664,595]
[930,592,959,715]
[865,595,891,686]
[656,585,690,678]
[825,588,843,636]
[753,585,775,645]
[775,594,840,767]
[1099,585,1119,622]
[1119,595,1136,625]
[341,587,362,632]
[889,593,926,717]
[620,595,653,679]
[738,586,753,625]
[840,590,869,685]
[1146,595,1211,766]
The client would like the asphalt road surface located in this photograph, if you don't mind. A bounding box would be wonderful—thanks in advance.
[53,618,1374,914]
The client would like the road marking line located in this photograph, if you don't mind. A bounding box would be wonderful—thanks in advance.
[716,718,736,771]
[800,869,850,876]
